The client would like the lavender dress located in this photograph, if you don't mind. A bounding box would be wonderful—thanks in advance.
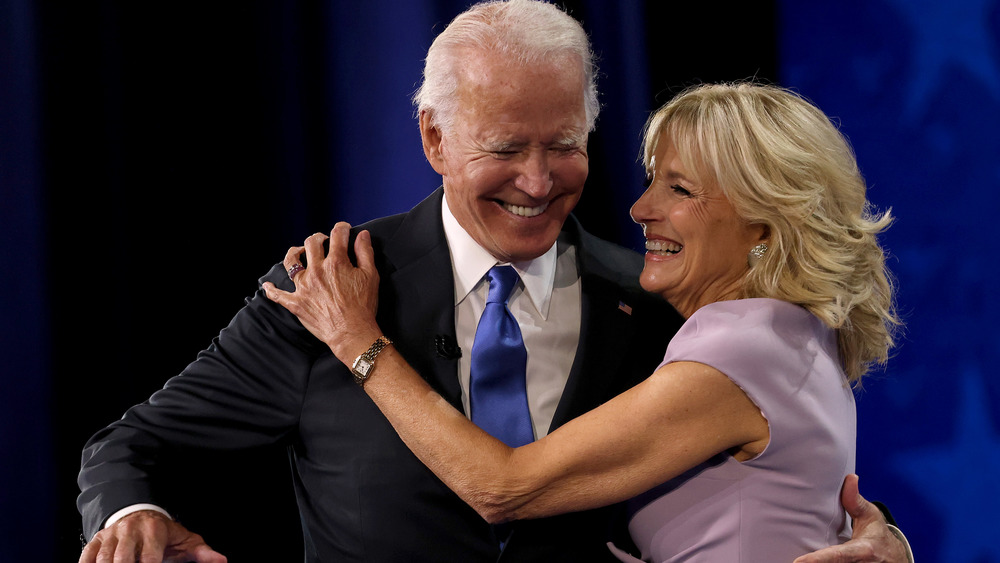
[608,298,855,562]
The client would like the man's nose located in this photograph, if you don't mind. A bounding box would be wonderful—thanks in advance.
[515,151,553,198]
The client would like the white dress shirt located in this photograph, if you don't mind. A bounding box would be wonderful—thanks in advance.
[441,197,581,440]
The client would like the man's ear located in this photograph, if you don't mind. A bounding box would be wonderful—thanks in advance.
[419,110,446,176]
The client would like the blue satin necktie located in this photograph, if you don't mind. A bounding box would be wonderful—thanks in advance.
[469,265,533,448]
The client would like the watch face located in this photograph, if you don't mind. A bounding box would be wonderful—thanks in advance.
[354,358,373,377]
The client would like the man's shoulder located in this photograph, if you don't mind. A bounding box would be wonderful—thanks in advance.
[355,188,444,242]
[563,217,644,287]
[566,218,679,324]
[578,231,643,270]
[357,210,409,237]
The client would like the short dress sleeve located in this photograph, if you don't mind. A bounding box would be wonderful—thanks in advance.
[661,298,851,464]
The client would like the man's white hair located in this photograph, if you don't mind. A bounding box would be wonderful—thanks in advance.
[413,0,599,132]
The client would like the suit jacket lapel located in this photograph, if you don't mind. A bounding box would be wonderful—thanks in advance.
[548,218,647,432]
[376,188,465,412]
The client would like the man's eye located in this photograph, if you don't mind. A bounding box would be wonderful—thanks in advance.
[671,184,692,196]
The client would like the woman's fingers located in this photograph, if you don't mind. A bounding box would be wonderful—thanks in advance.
[284,245,306,280]
[354,230,376,274]
[325,222,353,268]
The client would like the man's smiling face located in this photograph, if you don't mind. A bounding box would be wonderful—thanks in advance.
[421,49,589,263]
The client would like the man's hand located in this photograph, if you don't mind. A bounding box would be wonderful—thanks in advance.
[79,510,227,563]
[793,474,909,563]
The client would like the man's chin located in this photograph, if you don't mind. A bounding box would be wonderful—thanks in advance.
[476,214,566,262]
[495,236,561,263]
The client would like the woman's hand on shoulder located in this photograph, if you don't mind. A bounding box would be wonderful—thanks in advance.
[263,222,383,364]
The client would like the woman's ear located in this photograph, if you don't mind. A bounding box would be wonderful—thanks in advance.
[757,224,771,243]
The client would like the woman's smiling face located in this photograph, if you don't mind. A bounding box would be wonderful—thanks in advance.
[630,136,767,318]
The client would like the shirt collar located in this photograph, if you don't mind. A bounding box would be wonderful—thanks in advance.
[442,196,556,319]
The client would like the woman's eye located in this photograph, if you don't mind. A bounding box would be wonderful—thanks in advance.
[642,173,654,188]
[670,184,691,196]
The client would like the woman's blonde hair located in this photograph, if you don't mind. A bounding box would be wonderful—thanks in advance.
[643,82,900,384]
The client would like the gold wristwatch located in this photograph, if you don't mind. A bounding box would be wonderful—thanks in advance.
[352,336,392,386]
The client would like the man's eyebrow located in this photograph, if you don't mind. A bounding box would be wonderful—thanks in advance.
[474,135,517,149]
[552,130,588,146]
[552,136,582,146]
[485,139,523,151]
[477,130,586,150]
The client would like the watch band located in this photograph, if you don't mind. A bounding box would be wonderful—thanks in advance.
[352,336,392,386]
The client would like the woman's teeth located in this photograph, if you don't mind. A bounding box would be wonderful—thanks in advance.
[646,240,682,255]
[503,201,548,217]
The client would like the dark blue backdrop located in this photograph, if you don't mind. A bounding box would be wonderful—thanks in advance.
[1,1,997,561]
[781,1,1000,560]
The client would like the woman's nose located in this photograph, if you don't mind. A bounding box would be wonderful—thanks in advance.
[630,187,653,224]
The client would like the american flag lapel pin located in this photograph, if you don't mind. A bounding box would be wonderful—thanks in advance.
[618,301,633,315]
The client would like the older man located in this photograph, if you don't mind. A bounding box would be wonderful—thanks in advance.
[78,1,909,562]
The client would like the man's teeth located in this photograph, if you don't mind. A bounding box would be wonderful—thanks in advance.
[503,202,548,217]
[646,240,682,254]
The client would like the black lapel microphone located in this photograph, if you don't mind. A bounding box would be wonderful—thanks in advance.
[435,335,462,359]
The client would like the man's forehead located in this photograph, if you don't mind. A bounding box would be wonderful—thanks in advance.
[453,109,587,140]
[455,48,583,88]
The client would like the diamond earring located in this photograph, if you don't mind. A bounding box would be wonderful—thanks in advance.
[748,243,768,267]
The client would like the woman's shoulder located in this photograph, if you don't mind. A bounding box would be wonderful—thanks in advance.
[681,298,816,338]
[689,298,809,324]
[664,300,848,438]
[665,298,831,372]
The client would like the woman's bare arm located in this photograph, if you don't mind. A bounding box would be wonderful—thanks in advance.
[263,223,769,522]
[363,349,768,522]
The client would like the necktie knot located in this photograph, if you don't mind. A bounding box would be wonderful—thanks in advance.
[485,265,520,305]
